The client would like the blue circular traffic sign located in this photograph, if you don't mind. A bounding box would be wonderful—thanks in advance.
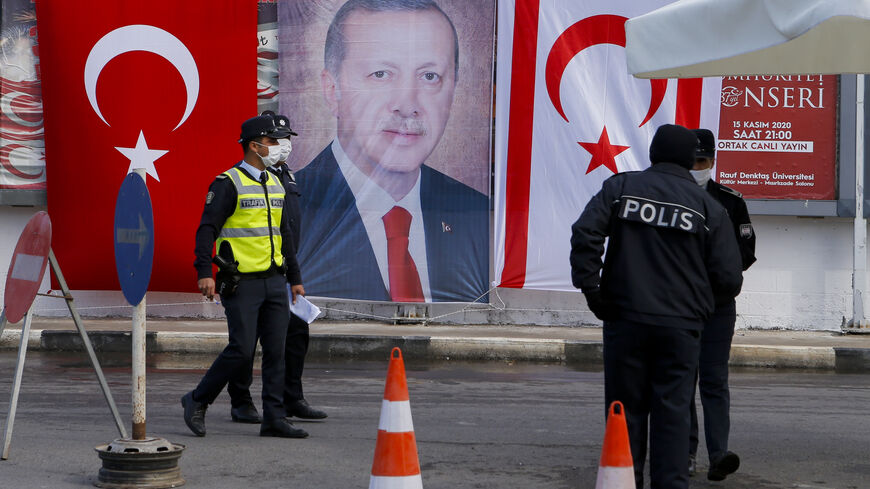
[113,173,154,306]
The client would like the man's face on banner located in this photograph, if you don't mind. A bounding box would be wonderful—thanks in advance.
[322,8,457,176]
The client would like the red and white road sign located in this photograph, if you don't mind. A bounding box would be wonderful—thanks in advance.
[4,211,51,323]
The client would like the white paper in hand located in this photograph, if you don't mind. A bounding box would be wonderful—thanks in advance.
[287,285,321,324]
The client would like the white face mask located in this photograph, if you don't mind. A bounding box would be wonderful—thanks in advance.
[690,168,712,187]
[277,139,292,163]
[253,141,282,167]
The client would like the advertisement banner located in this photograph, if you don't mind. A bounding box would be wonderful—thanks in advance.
[0,0,44,191]
[257,0,279,114]
[493,0,722,291]
[277,0,493,303]
[716,75,838,199]
[36,0,256,292]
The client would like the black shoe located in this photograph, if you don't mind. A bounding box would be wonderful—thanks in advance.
[688,454,697,477]
[181,391,207,437]
[231,403,262,424]
[286,399,328,419]
[708,451,740,481]
[260,418,309,438]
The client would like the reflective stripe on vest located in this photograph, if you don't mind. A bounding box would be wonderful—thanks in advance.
[217,167,285,273]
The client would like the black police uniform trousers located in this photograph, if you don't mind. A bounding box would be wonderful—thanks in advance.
[228,311,310,407]
[689,300,736,463]
[603,320,700,489]
[192,273,288,421]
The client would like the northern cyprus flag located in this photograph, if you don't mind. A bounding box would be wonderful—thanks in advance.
[494,0,722,291]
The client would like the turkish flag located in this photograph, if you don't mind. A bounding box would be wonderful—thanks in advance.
[35,0,257,292]
[493,0,722,291]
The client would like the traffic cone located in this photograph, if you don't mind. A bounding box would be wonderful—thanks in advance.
[595,401,635,489]
[369,347,423,489]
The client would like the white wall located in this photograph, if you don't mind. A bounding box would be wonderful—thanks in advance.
[0,208,859,331]
[738,215,853,331]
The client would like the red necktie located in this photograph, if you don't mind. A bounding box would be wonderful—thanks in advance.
[382,206,424,302]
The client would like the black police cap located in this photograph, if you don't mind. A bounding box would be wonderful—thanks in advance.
[649,124,699,169]
[693,129,716,158]
[238,115,284,143]
[261,110,298,138]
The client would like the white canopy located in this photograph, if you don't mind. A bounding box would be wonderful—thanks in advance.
[625,0,870,78]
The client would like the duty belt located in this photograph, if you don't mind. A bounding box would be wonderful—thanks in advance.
[238,263,285,280]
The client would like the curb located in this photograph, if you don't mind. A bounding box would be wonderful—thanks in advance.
[729,345,835,369]
[3,329,870,372]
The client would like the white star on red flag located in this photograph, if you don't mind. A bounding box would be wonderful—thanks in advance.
[115,130,168,182]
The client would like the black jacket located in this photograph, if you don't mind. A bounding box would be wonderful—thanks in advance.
[706,180,756,271]
[570,163,743,329]
[268,163,302,251]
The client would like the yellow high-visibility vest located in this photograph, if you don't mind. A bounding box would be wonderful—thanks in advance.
[216,167,285,273]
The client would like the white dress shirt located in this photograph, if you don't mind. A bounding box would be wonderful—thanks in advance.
[332,140,431,301]
[238,160,264,182]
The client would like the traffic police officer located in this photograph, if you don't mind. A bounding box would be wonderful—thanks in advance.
[687,128,756,481]
[182,115,308,438]
[570,124,744,489]
[227,112,328,422]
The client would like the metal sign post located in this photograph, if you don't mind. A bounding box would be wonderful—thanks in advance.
[114,168,154,441]
[131,297,146,440]
[95,170,184,488]
[1,307,32,460]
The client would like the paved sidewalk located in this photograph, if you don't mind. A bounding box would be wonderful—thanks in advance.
[2,318,870,371]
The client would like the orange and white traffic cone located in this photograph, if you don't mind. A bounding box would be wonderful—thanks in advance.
[369,347,423,489]
[595,400,635,489]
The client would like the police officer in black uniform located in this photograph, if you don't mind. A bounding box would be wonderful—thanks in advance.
[181,115,308,438]
[687,128,756,481]
[570,124,744,489]
[227,112,328,423]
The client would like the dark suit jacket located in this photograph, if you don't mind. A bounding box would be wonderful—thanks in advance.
[294,145,489,302]
[268,163,301,251]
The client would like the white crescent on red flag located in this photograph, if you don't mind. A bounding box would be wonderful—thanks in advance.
[0,77,45,190]
[494,0,722,291]
[35,0,257,293]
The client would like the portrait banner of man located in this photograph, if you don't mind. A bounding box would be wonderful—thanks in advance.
[277,0,494,303]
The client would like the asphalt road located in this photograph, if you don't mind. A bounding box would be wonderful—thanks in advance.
[0,352,868,488]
